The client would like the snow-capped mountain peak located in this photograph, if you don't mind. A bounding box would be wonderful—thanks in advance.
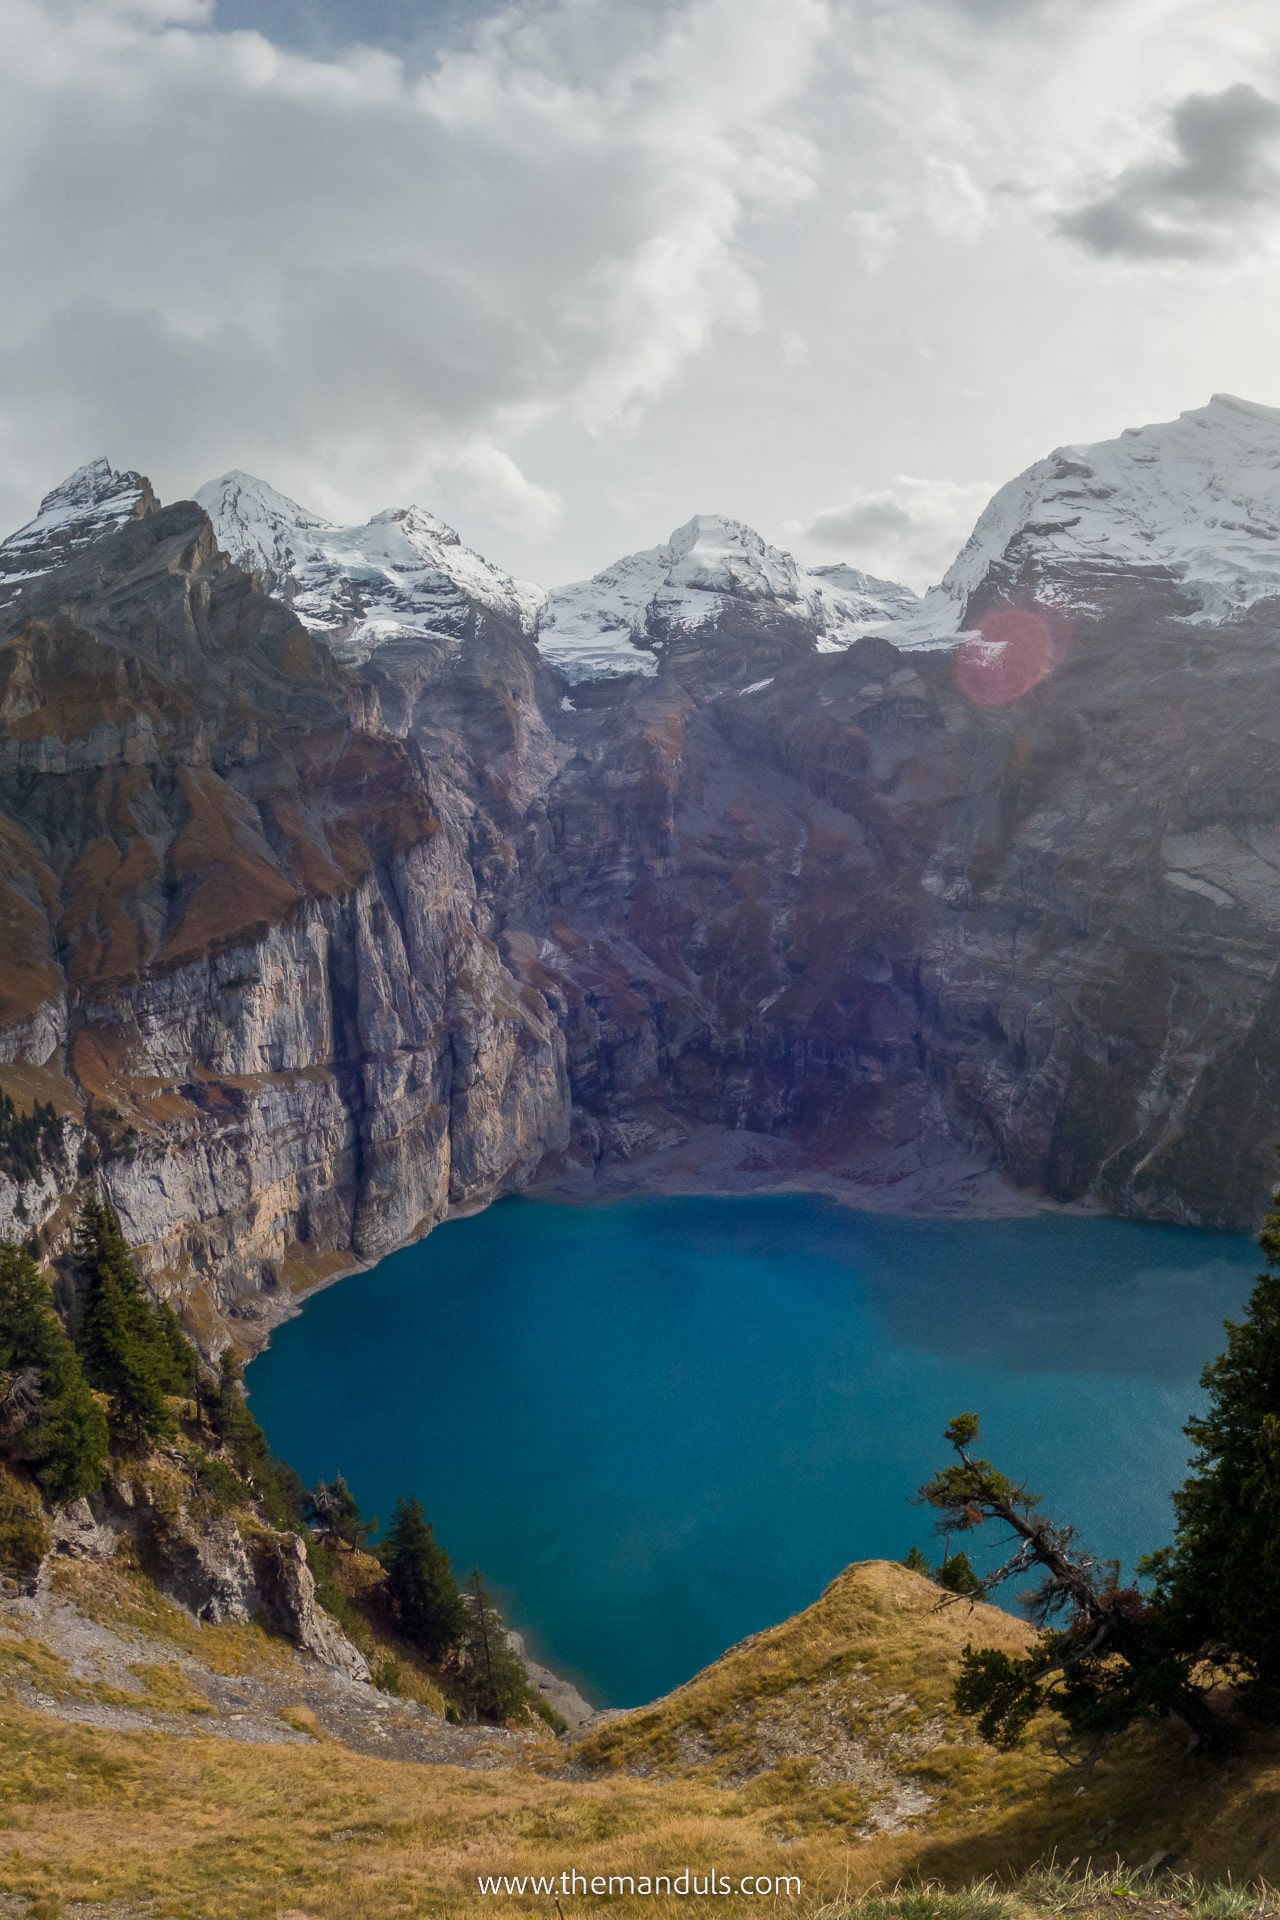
[0,457,154,589]
[538,513,918,680]
[193,471,331,586]
[900,393,1280,644]
[194,471,545,663]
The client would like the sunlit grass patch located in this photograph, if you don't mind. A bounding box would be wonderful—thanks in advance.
[126,1661,215,1716]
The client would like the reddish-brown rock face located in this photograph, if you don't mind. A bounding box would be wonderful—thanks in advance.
[2,467,1279,1342]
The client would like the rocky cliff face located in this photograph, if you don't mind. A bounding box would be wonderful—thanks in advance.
[0,464,568,1343]
[2,422,1279,1345]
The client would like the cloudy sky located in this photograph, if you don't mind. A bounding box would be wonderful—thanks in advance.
[2,0,1279,589]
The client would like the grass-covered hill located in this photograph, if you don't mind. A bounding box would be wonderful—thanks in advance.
[4,1546,1280,1920]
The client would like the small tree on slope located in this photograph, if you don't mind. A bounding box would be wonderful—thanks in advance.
[381,1496,466,1661]
[461,1568,533,1725]
[919,1413,1225,1754]
[308,1476,374,1552]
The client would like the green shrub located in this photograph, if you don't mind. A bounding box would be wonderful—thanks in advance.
[190,1452,252,1511]
[304,1538,373,1655]
[372,1656,403,1695]
[199,1349,307,1530]
[530,1690,568,1735]
[0,1095,64,1186]
[936,1549,982,1596]
[0,1463,50,1577]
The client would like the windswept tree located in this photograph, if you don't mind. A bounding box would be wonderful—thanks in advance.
[461,1568,532,1725]
[919,1413,1225,1754]
[75,1197,197,1445]
[0,1242,106,1501]
[381,1497,466,1661]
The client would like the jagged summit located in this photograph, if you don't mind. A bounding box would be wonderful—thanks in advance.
[195,470,546,665]
[0,458,155,590]
[538,512,918,681]
[895,392,1280,643]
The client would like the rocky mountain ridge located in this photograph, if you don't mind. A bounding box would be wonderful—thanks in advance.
[3,406,1280,1345]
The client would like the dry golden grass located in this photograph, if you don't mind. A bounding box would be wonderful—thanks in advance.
[2,1559,1279,1918]
[579,1560,1033,1778]
[125,1661,216,1716]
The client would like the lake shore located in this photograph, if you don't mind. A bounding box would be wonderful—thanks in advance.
[526,1121,1100,1221]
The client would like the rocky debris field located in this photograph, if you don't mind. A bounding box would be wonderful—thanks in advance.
[0,1561,532,1769]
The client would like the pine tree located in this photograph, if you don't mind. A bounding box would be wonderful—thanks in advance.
[74,1198,195,1444]
[1158,1175,1280,1713]
[0,1242,107,1501]
[381,1496,466,1660]
[461,1568,532,1725]
[901,1545,931,1576]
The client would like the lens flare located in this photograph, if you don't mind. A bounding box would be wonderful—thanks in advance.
[954,603,1056,708]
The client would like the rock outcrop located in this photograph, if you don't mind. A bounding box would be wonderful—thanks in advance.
[50,1463,370,1681]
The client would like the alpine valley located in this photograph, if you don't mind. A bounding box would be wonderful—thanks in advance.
[4,394,1280,1352]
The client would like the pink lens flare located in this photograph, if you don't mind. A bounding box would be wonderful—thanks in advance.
[953,603,1059,708]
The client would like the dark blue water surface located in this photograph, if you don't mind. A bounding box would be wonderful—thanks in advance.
[246,1195,1259,1710]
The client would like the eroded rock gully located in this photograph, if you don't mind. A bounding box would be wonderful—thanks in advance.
[2,493,1278,1346]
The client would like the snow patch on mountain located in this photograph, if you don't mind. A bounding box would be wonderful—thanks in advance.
[902,394,1280,643]
[0,459,152,588]
[195,471,546,664]
[538,514,919,680]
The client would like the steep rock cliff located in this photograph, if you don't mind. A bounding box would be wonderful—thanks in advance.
[3,430,1280,1345]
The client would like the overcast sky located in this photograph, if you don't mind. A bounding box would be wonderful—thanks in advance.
[2,0,1279,589]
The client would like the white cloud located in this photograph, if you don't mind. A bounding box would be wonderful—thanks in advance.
[0,0,830,526]
[795,475,996,591]
[5,0,1280,589]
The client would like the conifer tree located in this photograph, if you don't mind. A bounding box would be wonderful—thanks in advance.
[0,1242,107,1501]
[901,1544,931,1576]
[461,1568,532,1725]
[381,1496,466,1660]
[1157,1174,1280,1713]
[74,1198,195,1444]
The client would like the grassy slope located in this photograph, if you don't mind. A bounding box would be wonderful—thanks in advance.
[2,1559,1279,1919]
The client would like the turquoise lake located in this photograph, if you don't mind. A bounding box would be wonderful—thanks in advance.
[246,1194,1261,1709]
